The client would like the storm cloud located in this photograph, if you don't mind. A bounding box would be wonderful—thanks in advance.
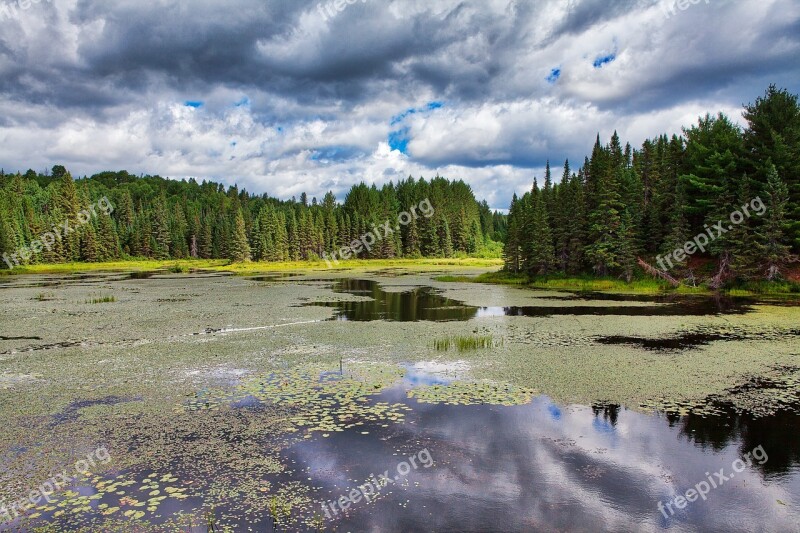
[0,0,798,209]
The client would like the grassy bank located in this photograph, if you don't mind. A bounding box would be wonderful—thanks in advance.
[0,257,504,276]
[436,270,800,296]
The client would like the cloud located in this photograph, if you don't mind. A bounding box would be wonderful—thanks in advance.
[0,0,798,210]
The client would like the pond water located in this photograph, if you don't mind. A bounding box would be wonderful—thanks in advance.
[1,271,799,532]
[305,279,755,321]
[24,362,799,532]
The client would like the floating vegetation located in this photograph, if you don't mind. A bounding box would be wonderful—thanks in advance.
[408,381,535,406]
[597,325,800,351]
[182,364,412,436]
[21,470,193,530]
[433,335,500,352]
[85,294,116,304]
[641,366,800,417]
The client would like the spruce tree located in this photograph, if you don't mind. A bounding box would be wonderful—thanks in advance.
[405,217,421,257]
[525,182,556,276]
[81,223,99,262]
[229,208,251,262]
[199,215,213,259]
[757,165,794,280]
[503,194,523,272]
[729,174,759,280]
[96,212,119,261]
[151,196,172,260]
[586,167,624,276]
[743,85,800,249]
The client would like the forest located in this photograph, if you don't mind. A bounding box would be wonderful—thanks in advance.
[503,85,800,286]
[1,85,797,288]
[0,169,506,268]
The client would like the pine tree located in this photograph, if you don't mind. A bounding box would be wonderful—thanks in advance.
[660,182,692,271]
[438,216,453,258]
[566,170,587,274]
[503,194,523,272]
[170,203,189,258]
[199,215,213,259]
[729,174,759,280]
[96,212,119,261]
[757,165,794,280]
[151,196,171,260]
[525,181,556,275]
[286,211,300,261]
[586,167,624,276]
[743,85,800,249]
[618,210,638,282]
[229,208,251,262]
[55,169,81,261]
[405,217,421,257]
[81,223,99,262]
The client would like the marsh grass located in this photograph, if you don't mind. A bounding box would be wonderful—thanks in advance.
[440,271,712,294]
[434,335,500,352]
[439,270,800,296]
[725,280,800,296]
[85,295,116,304]
[168,263,190,273]
[3,257,503,276]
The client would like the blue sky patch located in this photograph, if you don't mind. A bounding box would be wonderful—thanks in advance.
[184,100,203,108]
[546,67,561,83]
[388,129,410,154]
[387,101,442,153]
[593,53,616,68]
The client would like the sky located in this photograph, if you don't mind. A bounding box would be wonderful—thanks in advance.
[0,0,798,210]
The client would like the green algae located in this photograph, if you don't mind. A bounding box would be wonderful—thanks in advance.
[1,268,799,530]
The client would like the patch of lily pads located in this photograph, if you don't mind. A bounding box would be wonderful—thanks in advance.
[182,363,412,437]
[408,381,536,406]
[640,365,800,417]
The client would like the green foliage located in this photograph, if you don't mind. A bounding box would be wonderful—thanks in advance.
[433,335,498,352]
[0,171,502,268]
[85,294,116,304]
[501,85,800,287]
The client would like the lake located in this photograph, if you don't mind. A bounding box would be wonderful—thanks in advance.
[0,268,798,532]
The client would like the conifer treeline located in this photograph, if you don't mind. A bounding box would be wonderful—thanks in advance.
[0,169,506,267]
[504,85,800,284]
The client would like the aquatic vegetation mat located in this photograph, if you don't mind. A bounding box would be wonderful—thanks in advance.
[408,381,536,406]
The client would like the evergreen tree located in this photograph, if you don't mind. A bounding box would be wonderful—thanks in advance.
[503,194,523,272]
[229,208,251,262]
[199,215,213,259]
[96,211,119,261]
[81,223,98,262]
[729,174,759,280]
[151,196,171,260]
[525,181,556,275]
[757,165,794,280]
[405,217,421,257]
[743,85,800,249]
[586,165,624,276]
